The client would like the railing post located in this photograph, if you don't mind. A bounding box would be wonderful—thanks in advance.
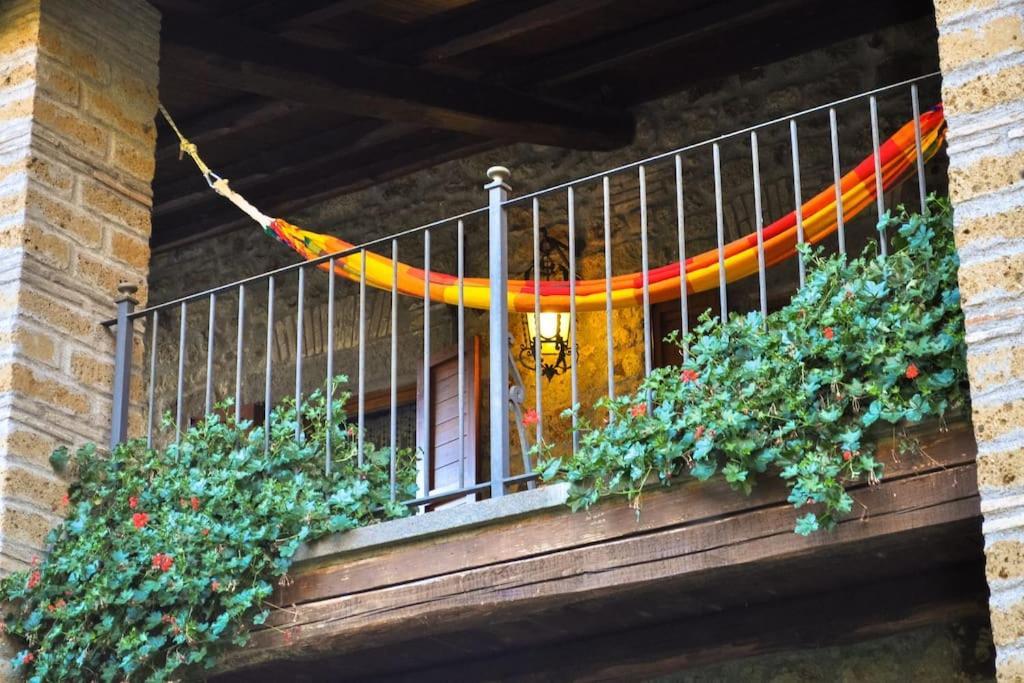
[486,166,511,498]
[110,282,138,450]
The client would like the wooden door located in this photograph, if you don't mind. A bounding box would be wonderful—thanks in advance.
[416,336,481,508]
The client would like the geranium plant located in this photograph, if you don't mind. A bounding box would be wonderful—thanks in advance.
[0,378,416,681]
[538,198,968,535]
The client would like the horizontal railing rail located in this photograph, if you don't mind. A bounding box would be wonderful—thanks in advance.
[107,72,944,517]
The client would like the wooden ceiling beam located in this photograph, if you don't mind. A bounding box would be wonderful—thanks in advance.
[151,128,491,250]
[370,0,619,64]
[160,15,634,150]
[154,96,303,162]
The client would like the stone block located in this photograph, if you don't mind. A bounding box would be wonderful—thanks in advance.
[988,539,1024,581]
[959,252,1024,306]
[29,191,104,248]
[34,96,107,159]
[69,350,112,392]
[957,205,1024,248]
[979,450,1024,491]
[944,65,1024,118]
[80,178,150,235]
[939,13,1023,74]
[109,226,150,270]
[949,148,1024,205]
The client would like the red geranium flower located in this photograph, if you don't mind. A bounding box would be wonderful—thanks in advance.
[823,326,834,340]
[190,496,200,512]
[201,528,210,536]
[694,425,705,440]
[905,363,920,379]
[151,553,173,572]
[631,403,647,418]
[132,512,149,529]
[842,450,853,462]
[25,570,40,590]
[680,369,699,383]
[128,496,138,509]
[522,409,539,427]
[20,652,33,665]
[211,579,220,591]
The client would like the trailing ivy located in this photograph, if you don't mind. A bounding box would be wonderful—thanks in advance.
[538,198,968,535]
[0,379,416,681]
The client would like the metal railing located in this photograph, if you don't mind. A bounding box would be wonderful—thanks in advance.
[104,72,944,513]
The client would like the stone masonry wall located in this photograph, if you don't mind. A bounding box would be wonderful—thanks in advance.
[933,0,1024,680]
[0,0,159,573]
[148,17,943,462]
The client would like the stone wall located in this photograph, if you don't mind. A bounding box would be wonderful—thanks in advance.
[146,17,944,462]
[0,0,159,573]
[932,0,1024,680]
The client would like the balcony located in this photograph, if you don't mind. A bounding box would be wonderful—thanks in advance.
[102,73,982,678]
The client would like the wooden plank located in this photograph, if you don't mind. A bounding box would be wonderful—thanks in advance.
[276,422,975,604]
[220,466,978,672]
[159,14,635,150]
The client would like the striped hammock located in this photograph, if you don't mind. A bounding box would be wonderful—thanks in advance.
[170,104,946,313]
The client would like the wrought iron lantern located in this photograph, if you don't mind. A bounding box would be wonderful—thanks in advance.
[519,227,574,381]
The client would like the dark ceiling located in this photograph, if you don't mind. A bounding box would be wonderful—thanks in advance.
[148,0,934,250]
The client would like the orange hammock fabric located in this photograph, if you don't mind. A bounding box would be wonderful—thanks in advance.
[218,106,945,313]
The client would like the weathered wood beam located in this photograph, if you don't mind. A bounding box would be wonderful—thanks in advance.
[154,97,303,162]
[211,423,978,673]
[507,0,816,87]
[159,15,635,150]
[234,0,376,30]
[362,563,990,682]
[372,0,619,64]
[151,130,491,250]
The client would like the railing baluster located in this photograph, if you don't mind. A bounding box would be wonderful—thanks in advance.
[294,267,305,440]
[713,143,728,323]
[325,258,335,476]
[911,83,928,216]
[421,229,431,501]
[869,95,887,256]
[264,276,274,454]
[390,239,399,502]
[146,309,158,449]
[457,220,467,489]
[357,249,367,466]
[568,186,579,452]
[790,120,806,287]
[175,301,187,443]
[603,177,615,401]
[829,107,846,255]
[639,166,652,395]
[675,155,688,361]
[532,199,543,442]
[204,292,216,416]
[751,132,768,326]
[234,285,245,423]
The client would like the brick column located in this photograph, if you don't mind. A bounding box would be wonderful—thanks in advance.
[0,0,159,575]
[934,0,1024,679]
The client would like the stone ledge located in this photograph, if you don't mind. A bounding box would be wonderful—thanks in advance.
[294,482,570,565]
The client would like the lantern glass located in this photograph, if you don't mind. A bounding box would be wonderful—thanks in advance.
[526,312,570,356]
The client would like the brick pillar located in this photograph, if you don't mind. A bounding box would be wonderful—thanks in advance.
[934,0,1024,680]
[0,0,159,575]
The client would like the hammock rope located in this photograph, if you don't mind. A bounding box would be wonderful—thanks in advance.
[159,103,946,313]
